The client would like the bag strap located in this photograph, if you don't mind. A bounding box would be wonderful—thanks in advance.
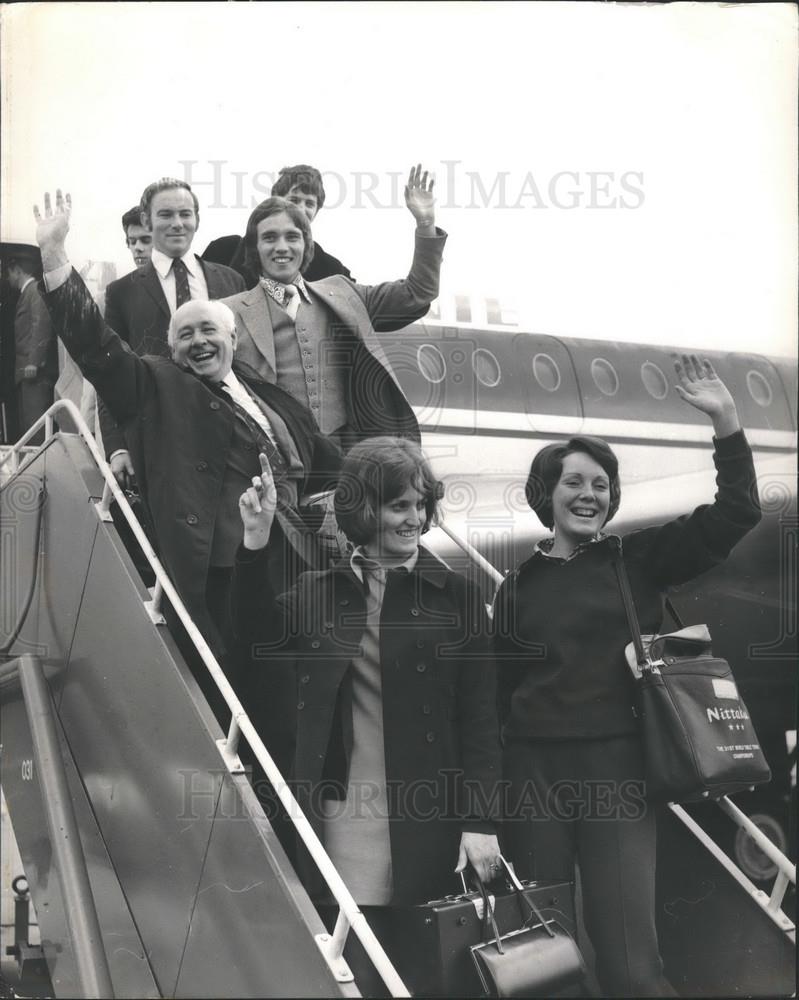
[498,855,556,938]
[610,537,649,669]
[664,596,685,630]
[610,538,686,645]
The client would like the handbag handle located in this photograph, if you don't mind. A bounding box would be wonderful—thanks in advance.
[498,855,556,938]
[474,876,505,955]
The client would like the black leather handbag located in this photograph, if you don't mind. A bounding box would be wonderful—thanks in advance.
[612,540,771,803]
[469,857,586,998]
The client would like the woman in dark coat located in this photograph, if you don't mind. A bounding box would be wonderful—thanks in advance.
[494,356,761,998]
[234,436,501,992]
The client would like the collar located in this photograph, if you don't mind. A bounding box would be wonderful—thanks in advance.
[151,247,200,279]
[532,531,609,564]
[258,273,311,306]
[19,276,35,294]
[340,543,448,589]
[219,369,242,393]
[349,545,418,583]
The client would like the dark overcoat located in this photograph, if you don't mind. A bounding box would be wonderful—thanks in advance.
[233,543,502,905]
[100,256,246,456]
[45,269,339,645]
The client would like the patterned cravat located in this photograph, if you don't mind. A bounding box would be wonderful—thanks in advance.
[172,257,191,309]
[258,275,307,318]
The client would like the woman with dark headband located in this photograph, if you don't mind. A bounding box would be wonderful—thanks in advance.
[494,355,761,997]
[234,435,501,994]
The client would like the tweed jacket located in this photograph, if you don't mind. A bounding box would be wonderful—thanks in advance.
[223,230,448,445]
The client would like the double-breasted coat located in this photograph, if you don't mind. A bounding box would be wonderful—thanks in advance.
[233,542,502,904]
[45,269,339,646]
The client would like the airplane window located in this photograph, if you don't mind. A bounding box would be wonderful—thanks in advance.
[746,370,773,407]
[640,361,668,400]
[591,358,619,396]
[417,344,446,384]
[532,353,561,392]
[472,349,501,387]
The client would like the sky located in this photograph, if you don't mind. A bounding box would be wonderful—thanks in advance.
[1,1,796,357]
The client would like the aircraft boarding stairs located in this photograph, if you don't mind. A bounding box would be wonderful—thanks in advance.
[0,403,795,999]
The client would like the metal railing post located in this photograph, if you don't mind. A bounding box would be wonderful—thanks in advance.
[16,655,115,998]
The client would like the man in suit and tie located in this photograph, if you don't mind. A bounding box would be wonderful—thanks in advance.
[223,164,444,451]
[34,190,338,667]
[0,242,58,442]
[102,178,246,486]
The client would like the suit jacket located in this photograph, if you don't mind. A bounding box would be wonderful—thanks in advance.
[100,256,246,456]
[45,268,340,647]
[233,542,501,904]
[14,280,57,385]
[223,229,448,445]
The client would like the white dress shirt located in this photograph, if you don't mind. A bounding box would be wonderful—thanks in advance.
[219,369,277,446]
[150,248,209,313]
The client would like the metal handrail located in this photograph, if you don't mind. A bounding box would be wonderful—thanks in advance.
[668,803,795,940]
[1,400,410,997]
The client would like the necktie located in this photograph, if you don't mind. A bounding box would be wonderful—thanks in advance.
[283,283,300,321]
[172,257,192,309]
[218,383,290,499]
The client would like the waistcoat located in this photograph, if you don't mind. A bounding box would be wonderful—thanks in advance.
[267,294,349,435]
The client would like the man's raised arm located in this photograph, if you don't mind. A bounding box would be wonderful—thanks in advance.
[34,190,147,429]
[355,163,447,325]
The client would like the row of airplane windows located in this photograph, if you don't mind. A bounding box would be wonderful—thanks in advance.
[415,344,776,408]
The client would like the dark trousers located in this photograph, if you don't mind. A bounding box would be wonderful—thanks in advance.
[17,378,54,443]
[503,736,677,998]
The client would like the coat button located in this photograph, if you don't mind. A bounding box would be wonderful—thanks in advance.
[186,514,199,525]
[416,639,425,648]
[210,401,221,410]
[416,663,427,673]
[300,675,310,684]
[297,701,305,710]
[425,731,436,743]
[422,704,432,716]
[311,641,321,649]
[410,609,420,617]
[196,461,208,471]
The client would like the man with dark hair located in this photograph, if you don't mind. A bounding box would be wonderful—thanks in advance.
[0,242,57,441]
[269,164,352,281]
[202,163,352,283]
[102,177,246,486]
[121,205,153,270]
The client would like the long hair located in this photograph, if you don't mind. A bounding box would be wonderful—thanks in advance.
[525,435,621,529]
[241,197,315,281]
[334,437,442,546]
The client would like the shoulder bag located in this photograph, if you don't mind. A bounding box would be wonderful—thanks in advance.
[611,538,771,803]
